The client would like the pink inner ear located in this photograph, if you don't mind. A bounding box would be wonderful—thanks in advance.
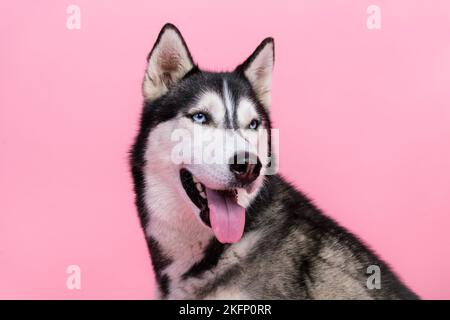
[158,49,182,72]
[255,66,269,78]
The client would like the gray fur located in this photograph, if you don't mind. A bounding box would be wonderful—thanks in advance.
[160,175,418,300]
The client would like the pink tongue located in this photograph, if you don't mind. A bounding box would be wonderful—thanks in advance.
[205,188,245,244]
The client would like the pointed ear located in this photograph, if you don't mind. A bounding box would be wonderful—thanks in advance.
[143,23,195,101]
[235,38,274,109]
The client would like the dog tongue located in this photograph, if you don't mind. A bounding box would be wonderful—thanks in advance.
[205,188,245,244]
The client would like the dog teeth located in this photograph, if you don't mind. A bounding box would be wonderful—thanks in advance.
[192,176,198,183]
[196,183,204,192]
[199,191,206,199]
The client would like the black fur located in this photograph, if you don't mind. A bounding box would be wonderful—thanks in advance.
[146,237,172,298]
[182,239,227,280]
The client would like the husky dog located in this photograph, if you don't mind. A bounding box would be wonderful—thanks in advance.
[130,24,418,300]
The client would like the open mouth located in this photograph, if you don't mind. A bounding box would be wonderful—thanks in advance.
[180,169,246,244]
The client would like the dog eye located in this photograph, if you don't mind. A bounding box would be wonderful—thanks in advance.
[249,119,259,130]
[192,112,208,124]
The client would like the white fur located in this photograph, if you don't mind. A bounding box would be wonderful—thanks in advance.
[204,286,251,300]
[236,98,258,127]
[143,121,213,298]
[223,80,234,125]
[191,91,226,124]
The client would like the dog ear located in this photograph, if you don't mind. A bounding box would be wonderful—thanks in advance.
[143,23,195,101]
[235,38,274,109]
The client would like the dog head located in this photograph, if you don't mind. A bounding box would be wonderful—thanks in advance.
[131,24,275,244]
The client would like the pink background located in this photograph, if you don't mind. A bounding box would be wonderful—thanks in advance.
[1,0,449,299]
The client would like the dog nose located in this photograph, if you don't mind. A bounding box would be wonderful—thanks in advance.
[229,152,262,184]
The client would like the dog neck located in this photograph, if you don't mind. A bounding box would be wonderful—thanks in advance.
[143,171,214,298]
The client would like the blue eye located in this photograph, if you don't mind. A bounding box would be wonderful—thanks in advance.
[249,119,259,130]
[192,112,208,124]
